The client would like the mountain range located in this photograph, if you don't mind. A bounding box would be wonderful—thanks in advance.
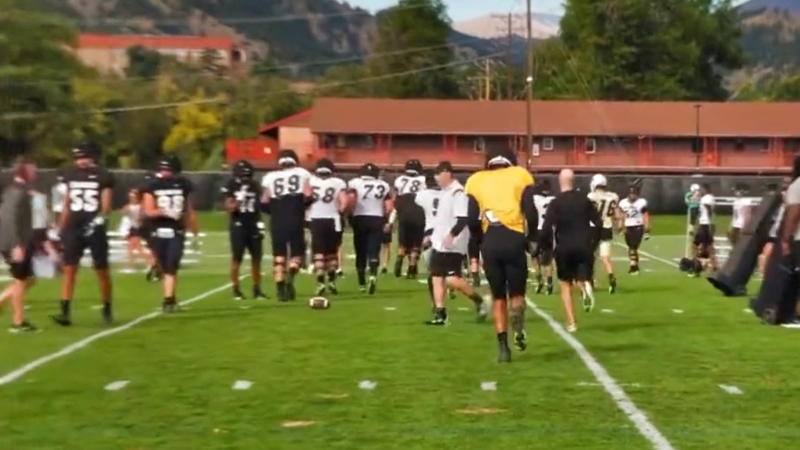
[26,0,800,85]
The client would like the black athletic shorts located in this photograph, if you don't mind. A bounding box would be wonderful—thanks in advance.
[150,230,185,275]
[62,225,109,269]
[398,221,425,250]
[381,226,393,244]
[229,224,263,263]
[481,226,528,299]
[429,250,464,277]
[555,245,593,282]
[310,218,342,255]
[127,227,141,239]
[2,241,35,280]
[694,224,715,246]
[270,225,306,259]
[625,225,644,250]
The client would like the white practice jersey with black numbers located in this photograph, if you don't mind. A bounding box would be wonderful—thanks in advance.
[394,175,425,195]
[731,197,752,229]
[619,197,648,227]
[587,190,620,229]
[699,194,715,225]
[533,194,555,230]
[261,167,311,199]
[349,176,390,217]
[309,176,346,220]
[414,188,441,232]
[51,182,66,213]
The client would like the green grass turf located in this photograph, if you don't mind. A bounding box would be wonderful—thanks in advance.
[3,213,796,450]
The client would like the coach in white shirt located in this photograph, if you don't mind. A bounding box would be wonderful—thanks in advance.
[426,161,486,325]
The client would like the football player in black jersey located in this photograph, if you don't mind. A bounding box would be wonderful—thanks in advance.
[142,156,196,312]
[222,160,267,300]
[52,143,115,326]
[139,170,163,282]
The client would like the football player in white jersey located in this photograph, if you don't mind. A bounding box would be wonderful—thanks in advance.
[728,184,752,246]
[618,183,650,275]
[587,174,622,292]
[691,183,717,276]
[533,179,556,295]
[260,149,313,301]
[390,159,426,278]
[308,159,348,295]
[415,170,442,305]
[346,163,393,294]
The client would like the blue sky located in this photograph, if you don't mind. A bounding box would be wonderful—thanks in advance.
[348,0,750,21]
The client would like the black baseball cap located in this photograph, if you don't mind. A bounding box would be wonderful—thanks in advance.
[435,161,454,174]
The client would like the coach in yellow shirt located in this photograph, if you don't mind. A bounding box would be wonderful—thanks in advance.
[465,145,537,363]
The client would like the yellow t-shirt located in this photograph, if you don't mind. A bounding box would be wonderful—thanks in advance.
[465,166,534,234]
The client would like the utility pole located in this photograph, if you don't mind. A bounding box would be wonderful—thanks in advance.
[525,0,533,169]
[484,59,492,100]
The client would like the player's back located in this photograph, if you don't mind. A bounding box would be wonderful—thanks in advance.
[533,194,555,230]
[587,190,619,229]
[415,188,441,231]
[262,166,310,226]
[63,166,113,228]
[350,176,390,216]
[394,174,426,223]
[465,166,533,234]
[309,176,346,219]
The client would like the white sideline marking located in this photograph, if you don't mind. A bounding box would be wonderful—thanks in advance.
[384,307,396,311]
[358,380,377,390]
[672,309,683,314]
[232,380,253,390]
[480,381,497,391]
[525,298,675,450]
[718,384,743,395]
[0,278,246,386]
[104,380,129,391]
[601,309,614,313]
[578,381,641,388]
[457,307,469,312]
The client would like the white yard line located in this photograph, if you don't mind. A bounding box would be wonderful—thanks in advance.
[525,298,676,450]
[0,278,247,386]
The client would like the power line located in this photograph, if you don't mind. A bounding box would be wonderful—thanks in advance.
[0,35,495,87]
[0,52,503,121]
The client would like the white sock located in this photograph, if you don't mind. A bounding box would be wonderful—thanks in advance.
[583,281,594,300]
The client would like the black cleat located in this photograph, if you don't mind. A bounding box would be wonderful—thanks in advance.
[315,284,326,296]
[609,280,617,294]
[336,269,344,277]
[514,330,528,351]
[50,314,72,327]
[9,321,38,333]
[535,280,544,294]
[101,303,113,325]
[253,289,268,300]
[546,283,554,295]
[425,316,447,325]
[393,261,403,278]
[287,283,297,301]
[498,343,512,363]
[368,276,377,295]
[327,283,338,295]
[233,289,246,301]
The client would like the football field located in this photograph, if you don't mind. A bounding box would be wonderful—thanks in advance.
[1,214,799,450]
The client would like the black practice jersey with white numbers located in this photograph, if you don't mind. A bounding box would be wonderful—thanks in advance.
[63,166,114,230]
[142,176,193,230]
[221,177,262,227]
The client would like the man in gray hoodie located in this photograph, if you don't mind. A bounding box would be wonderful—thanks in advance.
[0,158,38,332]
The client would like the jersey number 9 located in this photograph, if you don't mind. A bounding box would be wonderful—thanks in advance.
[69,188,99,212]
[273,175,300,196]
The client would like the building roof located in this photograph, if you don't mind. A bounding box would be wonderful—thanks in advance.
[258,109,312,135]
[78,34,234,51]
[309,98,800,137]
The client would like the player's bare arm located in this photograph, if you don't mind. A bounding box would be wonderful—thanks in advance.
[58,187,70,231]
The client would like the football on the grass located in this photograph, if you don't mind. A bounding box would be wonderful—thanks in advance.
[309,297,330,309]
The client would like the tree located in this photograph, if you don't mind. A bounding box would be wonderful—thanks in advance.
[163,88,226,169]
[555,0,744,100]
[369,0,462,98]
[0,0,87,164]
[126,45,162,79]
[199,48,225,78]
